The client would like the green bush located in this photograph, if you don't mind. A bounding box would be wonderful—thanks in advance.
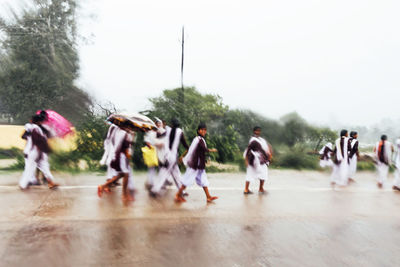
[357,161,376,171]
[272,145,318,170]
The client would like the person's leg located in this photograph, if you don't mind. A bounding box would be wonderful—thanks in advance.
[196,169,217,202]
[122,173,131,200]
[244,166,255,194]
[259,179,265,193]
[145,167,156,190]
[175,185,187,202]
[98,173,123,197]
[244,181,251,193]
[393,169,400,190]
[175,167,197,202]
[170,164,183,189]
[151,166,169,194]
[37,154,58,189]
[19,155,37,189]
[202,187,218,202]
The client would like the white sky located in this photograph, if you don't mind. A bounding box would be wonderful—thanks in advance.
[2,0,400,126]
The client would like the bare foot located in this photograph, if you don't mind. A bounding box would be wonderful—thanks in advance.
[97,185,103,197]
[48,183,59,190]
[174,193,186,203]
[207,196,218,203]
[393,186,400,191]
[377,183,383,188]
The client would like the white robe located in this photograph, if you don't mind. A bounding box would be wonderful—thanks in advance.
[100,124,118,179]
[331,137,350,186]
[319,143,333,168]
[244,136,269,182]
[393,139,400,188]
[151,127,184,194]
[348,139,358,179]
[182,136,210,187]
[19,123,55,189]
[375,141,392,185]
[108,127,134,190]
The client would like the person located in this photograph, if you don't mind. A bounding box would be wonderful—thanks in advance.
[331,130,350,186]
[319,142,333,168]
[19,114,58,190]
[150,118,189,196]
[176,123,218,203]
[348,131,360,182]
[100,123,120,188]
[97,122,135,201]
[374,135,393,188]
[143,126,158,190]
[243,126,272,194]
[393,137,400,191]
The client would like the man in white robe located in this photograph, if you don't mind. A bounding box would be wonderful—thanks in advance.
[19,115,58,190]
[150,118,189,196]
[393,138,400,191]
[331,130,350,186]
[319,142,333,168]
[100,124,119,187]
[243,126,271,194]
[176,123,218,203]
[348,131,360,182]
[98,123,135,201]
[374,135,393,188]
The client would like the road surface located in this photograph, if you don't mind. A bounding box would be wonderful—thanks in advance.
[0,170,399,267]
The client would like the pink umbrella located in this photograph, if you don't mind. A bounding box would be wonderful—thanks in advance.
[36,110,74,138]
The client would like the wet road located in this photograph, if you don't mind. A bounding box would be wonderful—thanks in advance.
[0,170,400,267]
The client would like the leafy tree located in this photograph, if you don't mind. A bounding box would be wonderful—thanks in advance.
[0,0,91,124]
[147,87,238,163]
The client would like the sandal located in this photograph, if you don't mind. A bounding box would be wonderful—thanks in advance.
[243,191,253,195]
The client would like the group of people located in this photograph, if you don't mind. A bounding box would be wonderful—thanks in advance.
[96,120,273,202]
[97,118,220,203]
[22,114,400,203]
[319,129,400,190]
[17,110,274,203]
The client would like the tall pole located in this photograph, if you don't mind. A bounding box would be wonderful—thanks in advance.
[180,26,185,106]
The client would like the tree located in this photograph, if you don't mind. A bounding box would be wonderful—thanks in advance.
[0,0,91,124]
[147,87,239,163]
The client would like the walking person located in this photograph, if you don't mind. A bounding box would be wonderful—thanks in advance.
[319,142,333,168]
[393,137,400,191]
[175,123,218,203]
[374,135,394,188]
[331,130,350,186]
[150,118,189,196]
[243,126,272,194]
[19,114,58,190]
[98,122,135,201]
[348,131,360,183]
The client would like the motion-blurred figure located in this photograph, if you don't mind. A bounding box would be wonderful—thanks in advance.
[176,123,218,203]
[331,130,350,186]
[348,131,360,183]
[150,118,189,196]
[19,114,58,190]
[243,126,272,194]
[393,137,400,191]
[98,122,135,201]
[319,142,333,168]
[374,135,393,188]
[100,123,120,187]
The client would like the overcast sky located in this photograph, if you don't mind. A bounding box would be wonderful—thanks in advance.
[2,0,400,127]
